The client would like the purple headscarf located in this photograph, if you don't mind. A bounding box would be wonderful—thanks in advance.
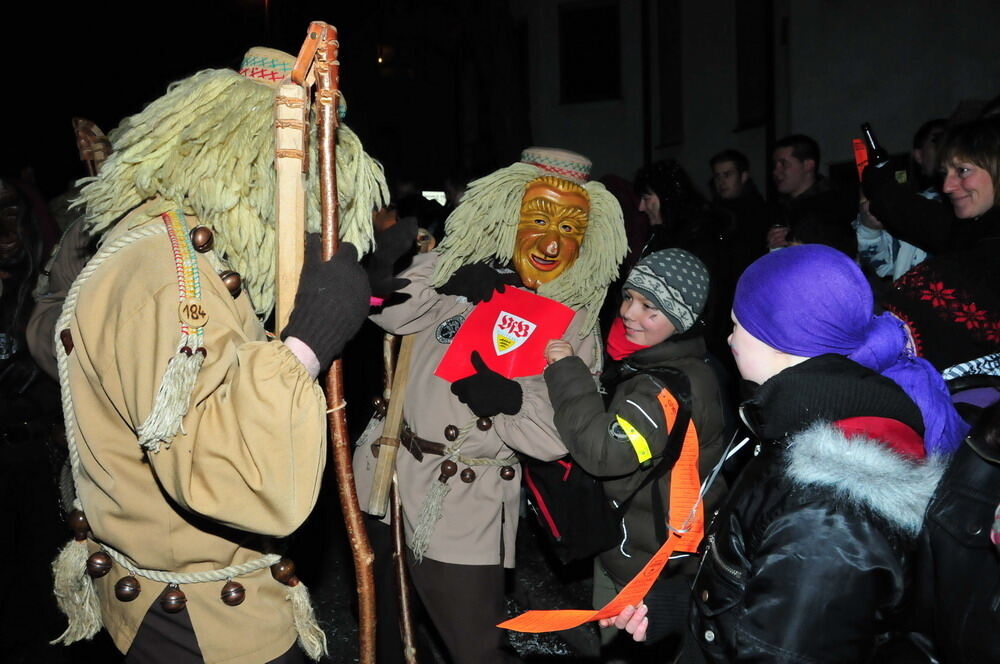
[733,245,968,455]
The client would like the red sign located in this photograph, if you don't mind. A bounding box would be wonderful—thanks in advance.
[853,138,869,182]
[435,288,575,382]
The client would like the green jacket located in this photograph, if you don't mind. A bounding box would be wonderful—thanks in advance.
[543,335,727,585]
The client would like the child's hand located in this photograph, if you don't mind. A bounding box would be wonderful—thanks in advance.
[545,339,574,365]
[598,603,648,642]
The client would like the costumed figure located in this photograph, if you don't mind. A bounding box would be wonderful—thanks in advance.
[353,148,626,663]
[50,47,389,663]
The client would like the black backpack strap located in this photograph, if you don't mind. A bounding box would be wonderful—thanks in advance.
[615,367,694,537]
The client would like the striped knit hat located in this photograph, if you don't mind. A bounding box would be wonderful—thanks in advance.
[519,147,592,185]
[239,47,295,86]
[624,248,709,334]
[239,47,348,119]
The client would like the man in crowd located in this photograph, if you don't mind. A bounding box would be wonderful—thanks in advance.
[769,134,857,256]
[709,149,769,277]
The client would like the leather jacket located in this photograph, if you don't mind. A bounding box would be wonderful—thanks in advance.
[689,355,944,663]
[906,411,1000,663]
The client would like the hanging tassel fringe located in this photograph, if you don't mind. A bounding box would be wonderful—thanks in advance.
[138,339,205,453]
[50,539,102,645]
[409,479,452,563]
[287,581,328,661]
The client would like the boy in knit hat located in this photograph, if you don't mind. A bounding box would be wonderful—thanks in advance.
[543,248,728,660]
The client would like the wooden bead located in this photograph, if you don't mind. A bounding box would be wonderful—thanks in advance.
[189,226,214,253]
[160,585,187,613]
[270,558,297,585]
[500,466,516,481]
[460,468,476,483]
[219,271,242,298]
[476,417,493,431]
[220,580,246,606]
[67,510,89,541]
[86,551,112,578]
[439,460,458,478]
[60,329,74,355]
[444,425,459,441]
[114,576,140,602]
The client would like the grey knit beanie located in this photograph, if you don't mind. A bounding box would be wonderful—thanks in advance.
[623,248,709,334]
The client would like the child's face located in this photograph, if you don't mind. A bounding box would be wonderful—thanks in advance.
[620,289,675,346]
[729,312,802,385]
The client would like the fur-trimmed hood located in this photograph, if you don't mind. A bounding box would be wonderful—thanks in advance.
[785,422,946,537]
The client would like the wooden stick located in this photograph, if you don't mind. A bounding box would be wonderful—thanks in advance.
[391,477,419,664]
[368,335,414,517]
[314,24,376,664]
[273,81,307,333]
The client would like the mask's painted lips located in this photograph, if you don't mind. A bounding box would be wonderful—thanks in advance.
[529,254,559,271]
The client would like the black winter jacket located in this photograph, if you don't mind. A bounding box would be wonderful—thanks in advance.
[689,355,944,664]
[544,335,727,585]
[906,417,1000,663]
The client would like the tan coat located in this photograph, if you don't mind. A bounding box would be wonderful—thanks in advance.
[354,252,601,567]
[64,204,327,663]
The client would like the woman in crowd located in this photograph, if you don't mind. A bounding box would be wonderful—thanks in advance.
[603,244,968,663]
[867,117,1000,377]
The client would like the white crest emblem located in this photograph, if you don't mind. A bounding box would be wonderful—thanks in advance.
[493,311,537,356]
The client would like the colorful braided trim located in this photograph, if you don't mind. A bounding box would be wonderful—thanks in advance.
[161,211,206,351]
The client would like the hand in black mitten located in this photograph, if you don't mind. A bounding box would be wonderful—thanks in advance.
[451,351,523,417]
[860,163,897,220]
[436,263,521,303]
[281,235,371,372]
[367,217,418,298]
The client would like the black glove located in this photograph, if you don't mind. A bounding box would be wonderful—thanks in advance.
[281,235,371,372]
[860,163,897,221]
[435,262,521,304]
[366,217,418,298]
[451,351,523,417]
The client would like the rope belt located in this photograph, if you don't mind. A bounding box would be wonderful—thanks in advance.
[102,545,280,585]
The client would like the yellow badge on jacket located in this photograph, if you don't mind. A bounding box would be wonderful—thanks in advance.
[615,415,652,465]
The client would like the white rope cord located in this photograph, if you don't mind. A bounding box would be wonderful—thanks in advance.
[103,545,280,584]
[56,225,167,510]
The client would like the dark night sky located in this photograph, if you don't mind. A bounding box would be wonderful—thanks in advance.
[3,1,497,199]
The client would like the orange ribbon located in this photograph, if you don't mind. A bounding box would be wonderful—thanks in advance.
[500,389,704,633]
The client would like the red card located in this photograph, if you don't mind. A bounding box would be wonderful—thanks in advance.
[853,138,869,182]
[435,288,575,382]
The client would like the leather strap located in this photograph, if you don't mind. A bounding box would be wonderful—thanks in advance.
[399,426,446,462]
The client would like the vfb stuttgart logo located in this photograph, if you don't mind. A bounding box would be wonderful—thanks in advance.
[493,311,537,355]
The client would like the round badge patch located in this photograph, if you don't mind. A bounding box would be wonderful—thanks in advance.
[435,315,464,344]
[179,298,209,328]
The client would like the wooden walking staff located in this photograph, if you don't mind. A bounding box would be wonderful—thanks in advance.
[71,118,111,176]
[315,25,378,664]
[379,333,419,664]
[274,22,376,663]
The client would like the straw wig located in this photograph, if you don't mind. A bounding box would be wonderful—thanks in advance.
[75,67,389,315]
[430,163,626,336]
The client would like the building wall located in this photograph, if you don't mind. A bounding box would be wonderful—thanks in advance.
[515,0,647,180]
[785,0,1000,169]
[521,0,1000,199]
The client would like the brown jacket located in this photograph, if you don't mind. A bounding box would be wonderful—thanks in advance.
[64,204,327,663]
[27,217,93,379]
[354,252,601,567]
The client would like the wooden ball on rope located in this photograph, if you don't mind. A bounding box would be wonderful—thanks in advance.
[114,576,141,602]
[221,580,246,606]
[86,551,113,578]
